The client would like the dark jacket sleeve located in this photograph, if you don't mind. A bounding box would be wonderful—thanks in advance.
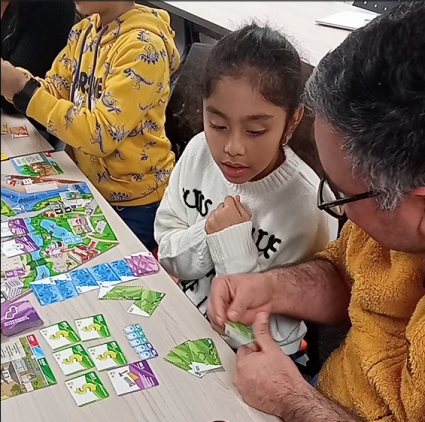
[1,1,76,114]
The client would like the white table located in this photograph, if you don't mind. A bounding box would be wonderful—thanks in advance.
[1,151,277,422]
[146,1,356,66]
[1,111,53,159]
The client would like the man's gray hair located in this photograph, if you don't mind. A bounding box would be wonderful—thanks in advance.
[304,1,425,210]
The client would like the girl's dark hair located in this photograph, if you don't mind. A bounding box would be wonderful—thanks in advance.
[204,23,303,117]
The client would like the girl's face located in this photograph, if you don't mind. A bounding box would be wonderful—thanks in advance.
[203,76,300,184]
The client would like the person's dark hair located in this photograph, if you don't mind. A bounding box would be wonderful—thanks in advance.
[174,23,303,137]
[305,1,425,210]
[203,23,303,118]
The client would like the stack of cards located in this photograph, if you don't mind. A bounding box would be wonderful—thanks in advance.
[98,285,165,318]
[125,252,159,277]
[1,123,8,135]
[124,324,158,360]
[65,371,109,407]
[1,152,7,161]
[30,253,160,307]
[224,321,254,347]
[165,338,222,378]
[107,360,159,396]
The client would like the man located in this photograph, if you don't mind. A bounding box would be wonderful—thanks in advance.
[207,2,425,422]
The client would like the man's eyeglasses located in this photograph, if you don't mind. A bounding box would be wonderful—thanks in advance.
[317,178,381,219]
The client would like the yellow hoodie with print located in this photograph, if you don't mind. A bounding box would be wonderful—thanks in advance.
[25,5,180,206]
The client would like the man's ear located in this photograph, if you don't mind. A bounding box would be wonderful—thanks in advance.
[413,186,425,237]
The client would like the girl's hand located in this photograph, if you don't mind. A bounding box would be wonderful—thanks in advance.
[1,59,28,99]
[205,195,251,235]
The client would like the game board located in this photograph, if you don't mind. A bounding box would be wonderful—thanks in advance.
[1,175,118,302]
[1,334,56,400]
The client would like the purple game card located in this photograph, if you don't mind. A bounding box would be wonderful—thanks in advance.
[1,300,43,336]
[7,218,29,236]
[107,360,159,396]
[127,253,159,277]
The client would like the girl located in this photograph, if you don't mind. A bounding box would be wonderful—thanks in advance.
[1,1,180,251]
[154,23,338,354]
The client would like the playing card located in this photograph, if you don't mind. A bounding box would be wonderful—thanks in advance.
[88,263,121,283]
[123,323,143,335]
[108,259,137,282]
[1,235,39,257]
[1,218,29,237]
[125,252,159,277]
[75,314,111,341]
[224,321,254,347]
[1,151,8,161]
[11,152,63,176]
[10,125,29,138]
[87,341,128,371]
[127,289,165,317]
[31,279,64,306]
[65,371,109,406]
[164,342,204,378]
[98,285,143,300]
[107,361,159,396]
[69,268,99,293]
[187,338,222,373]
[52,274,79,300]
[1,123,8,134]
[40,321,81,350]
[53,344,95,376]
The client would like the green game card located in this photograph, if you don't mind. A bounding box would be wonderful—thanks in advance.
[75,314,111,341]
[188,338,222,373]
[53,344,95,376]
[65,371,109,407]
[98,285,144,300]
[87,341,128,371]
[224,321,254,347]
[127,289,165,317]
[40,321,81,350]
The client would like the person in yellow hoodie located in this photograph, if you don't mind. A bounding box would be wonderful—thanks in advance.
[0,1,180,251]
[206,2,425,422]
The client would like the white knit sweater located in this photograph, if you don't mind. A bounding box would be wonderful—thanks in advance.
[154,132,338,354]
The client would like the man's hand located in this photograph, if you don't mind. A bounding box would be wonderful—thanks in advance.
[207,272,274,333]
[234,312,308,417]
[1,59,28,99]
[205,195,250,235]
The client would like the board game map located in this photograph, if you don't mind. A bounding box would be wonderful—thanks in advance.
[1,175,118,302]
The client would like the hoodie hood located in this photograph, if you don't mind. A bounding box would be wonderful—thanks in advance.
[69,4,180,109]
[88,4,179,72]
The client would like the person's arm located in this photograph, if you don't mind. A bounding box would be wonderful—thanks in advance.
[207,221,260,275]
[154,151,215,280]
[1,1,76,113]
[26,39,166,157]
[277,386,362,422]
[267,222,353,325]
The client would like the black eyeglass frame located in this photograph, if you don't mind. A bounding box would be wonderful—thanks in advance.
[317,178,381,219]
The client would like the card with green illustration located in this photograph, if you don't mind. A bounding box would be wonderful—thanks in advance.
[188,338,222,373]
[164,348,205,378]
[53,344,95,376]
[127,289,165,317]
[224,321,254,347]
[87,341,128,371]
[65,371,109,407]
[75,314,111,341]
[98,285,144,300]
[40,321,81,350]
